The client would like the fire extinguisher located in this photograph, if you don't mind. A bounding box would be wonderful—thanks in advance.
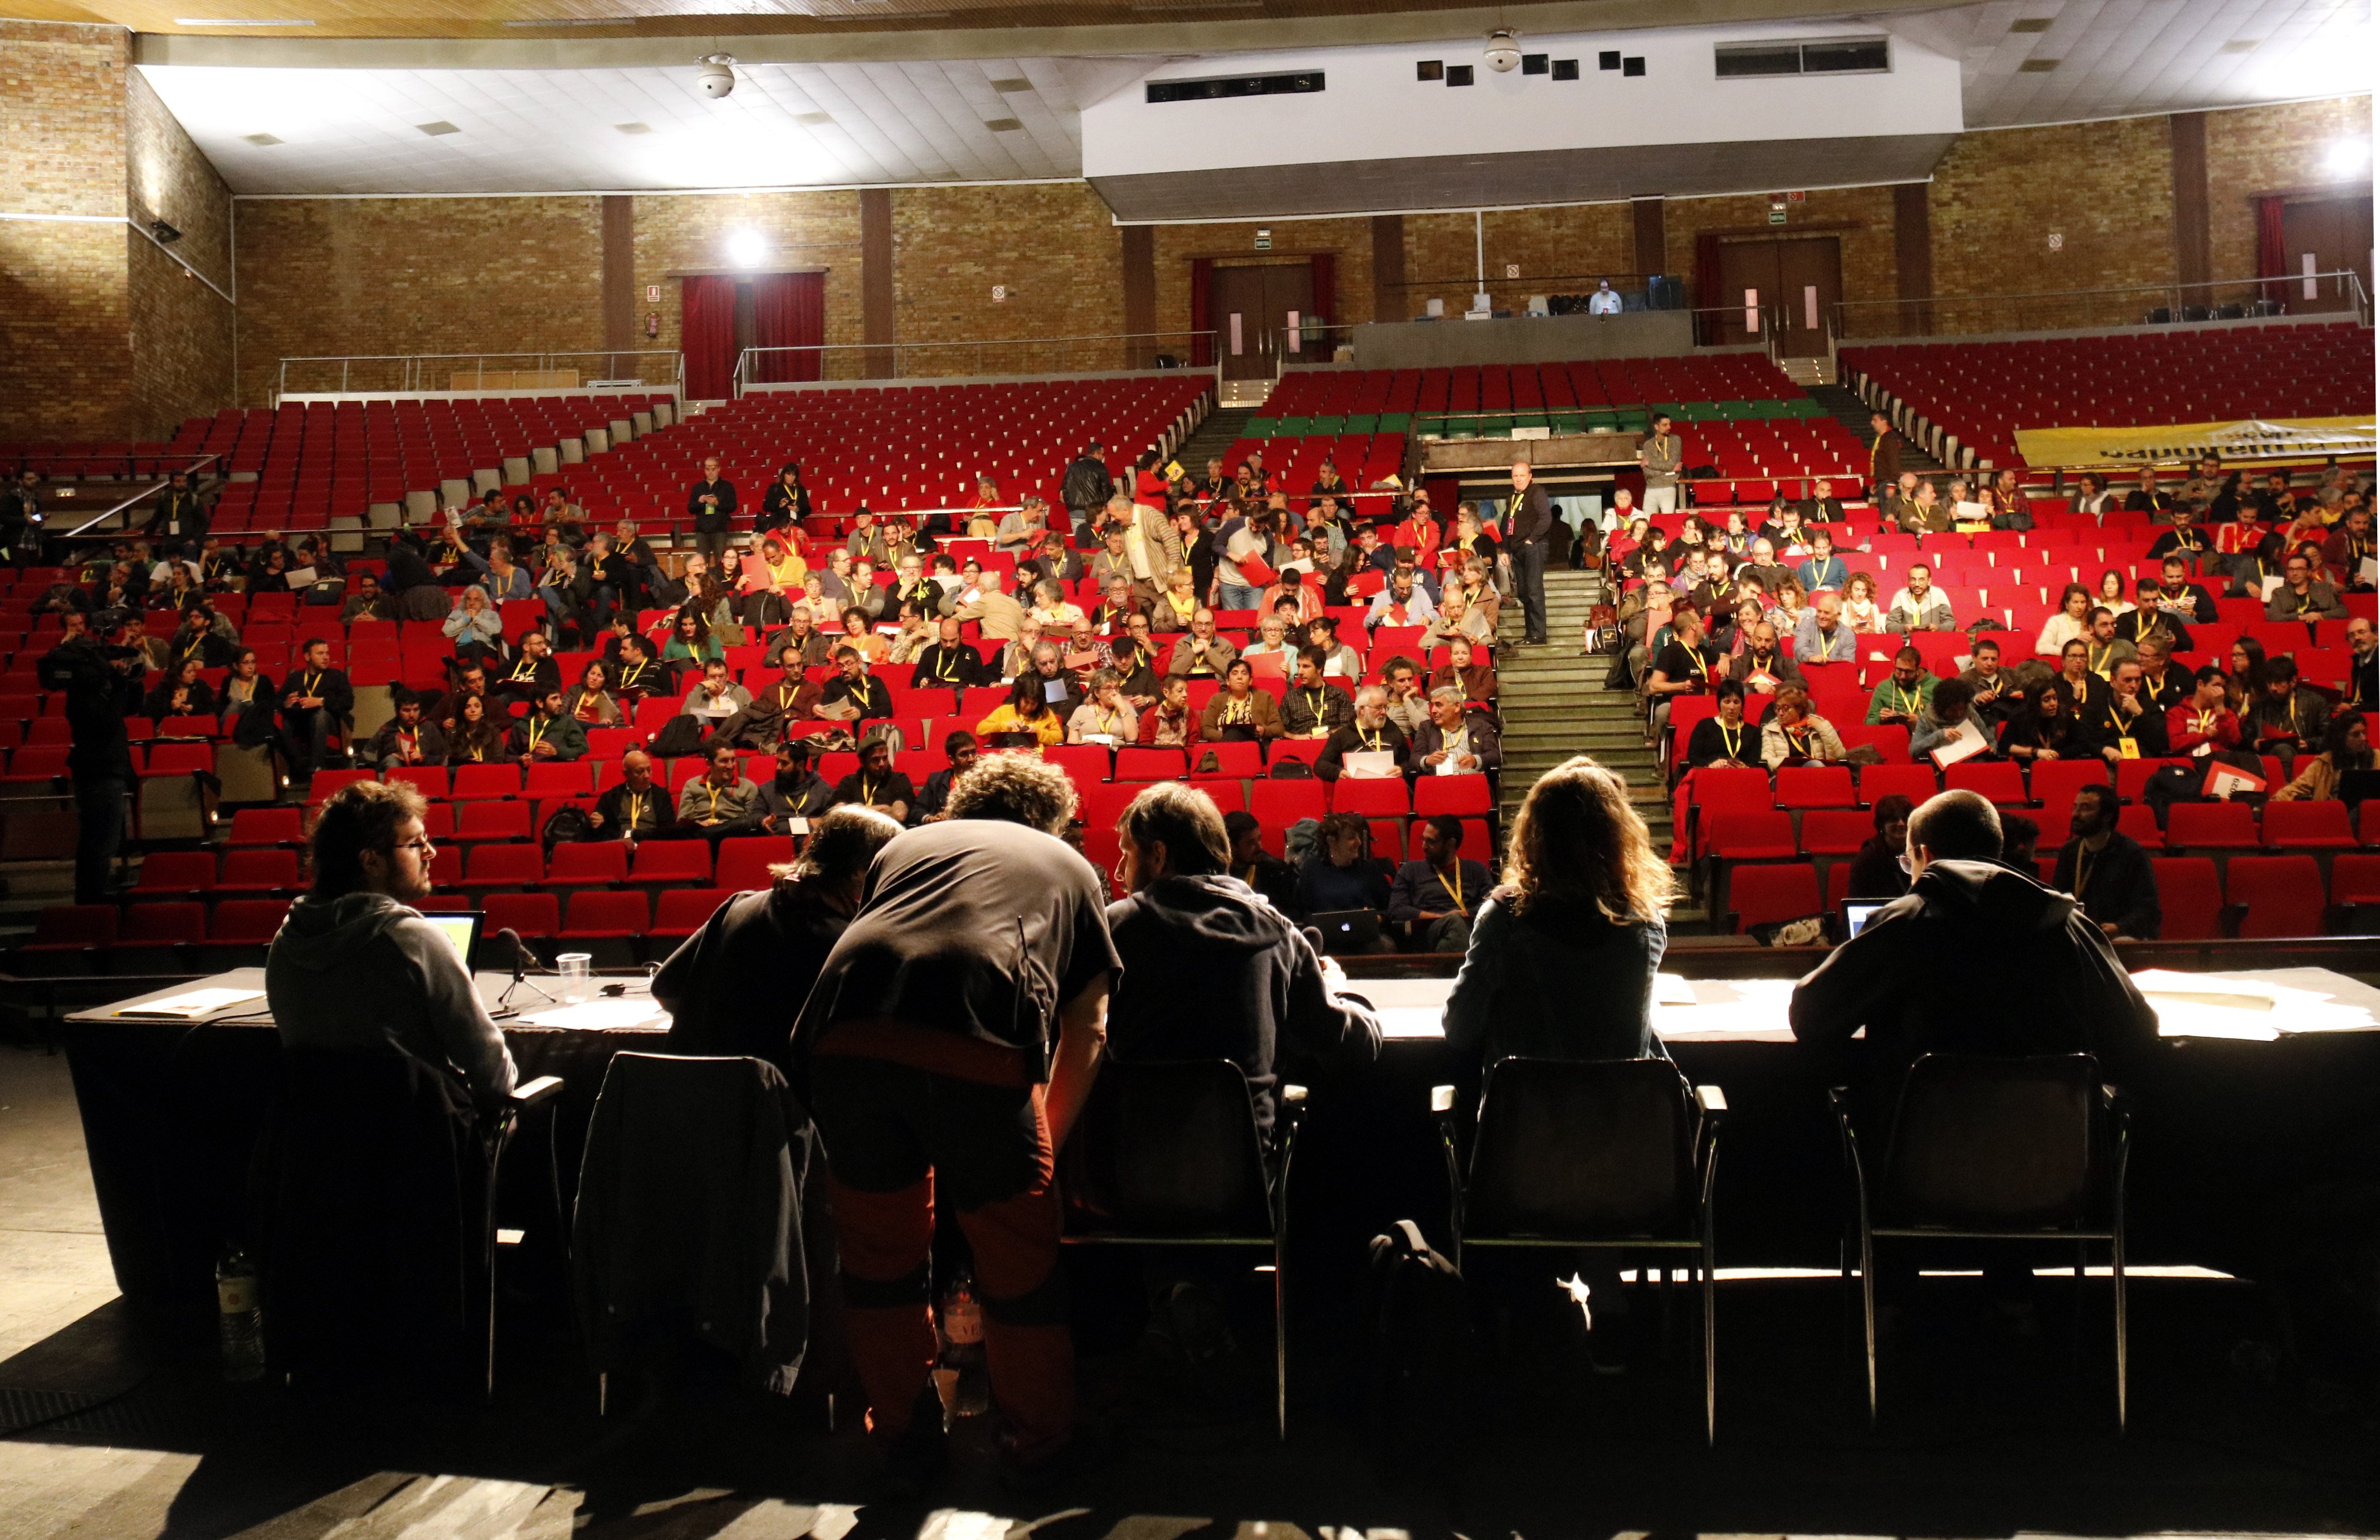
[645,311,661,338]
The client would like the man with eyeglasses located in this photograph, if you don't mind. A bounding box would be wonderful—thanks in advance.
[266,779,515,1107]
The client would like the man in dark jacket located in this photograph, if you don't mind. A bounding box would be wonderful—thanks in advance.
[281,636,355,774]
[1222,811,1302,915]
[1387,814,1495,953]
[657,805,902,1075]
[1105,782,1379,1130]
[755,738,838,834]
[1790,790,2157,1083]
[687,455,738,567]
[2050,785,2160,940]
[149,470,209,553]
[910,732,976,823]
[1867,412,1904,500]
[42,624,144,901]
[1060,441,1114,538]
[1502,458,1553,645]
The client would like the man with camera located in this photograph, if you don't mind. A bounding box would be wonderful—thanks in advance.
[40,610,147,902]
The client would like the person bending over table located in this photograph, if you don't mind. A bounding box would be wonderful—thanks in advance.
[793,754,1116,1490]
[1789,789,2156,1085]
[265,779,515,1107]
[657,805,903,1076]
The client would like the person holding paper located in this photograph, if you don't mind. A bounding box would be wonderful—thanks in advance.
[1316,686,1410,782]
[267,779,515,1108]
[817,647,896,724]
[684,659,750,724]
[1412,686,1500,780]
[2051,786,2162,940]
[1727,622,1802,694]
[2247,655,2330,775]
[1908,678,1989,765]
[1865,647,1936,728]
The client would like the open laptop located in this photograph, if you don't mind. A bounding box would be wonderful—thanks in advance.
[1307,909,1385,956]
[1837,899,1890,941]
[416,910,485,967]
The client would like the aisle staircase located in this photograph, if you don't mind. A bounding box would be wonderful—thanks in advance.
[1173,403,1258,479]
[1808,381,1945,479]
[1493,566,1702,926]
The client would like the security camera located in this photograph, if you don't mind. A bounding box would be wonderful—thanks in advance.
[696,53,737,99]
[1484,30,1521,72]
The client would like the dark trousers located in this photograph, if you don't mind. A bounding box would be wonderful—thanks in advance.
[1511,537,1548,642]
[286,707,339,773]
[691,528,729,566]
[72,776,126,904]
[808,1022,1072,1461]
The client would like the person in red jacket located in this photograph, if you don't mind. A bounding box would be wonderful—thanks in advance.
[2165,664,2242,755]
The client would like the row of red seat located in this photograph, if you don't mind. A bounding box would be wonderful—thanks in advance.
[1726,853,2376,942]
[1266,355,1804,415]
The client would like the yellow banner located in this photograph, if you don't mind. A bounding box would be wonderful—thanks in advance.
[2012,416,2377,469]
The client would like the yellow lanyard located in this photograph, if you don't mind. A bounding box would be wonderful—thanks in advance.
[706,782,726,816]
[525,717,548,752]
[774,681,803,711]
[1787,727,1811,757]
[181,636,205,660]
[857,774,879,805]
[1437,865,1466,913]
[1224,695,1252,724]
[1813,627,1836,662]
[1359,725,1387,752]
[511,656,537,681]
[1717,721,1742,760]
[621,661,647,690]
[1303,688,1328,722]
[1893,683,1918,716]
[2193,710,2216,738]
[625,791,645,827]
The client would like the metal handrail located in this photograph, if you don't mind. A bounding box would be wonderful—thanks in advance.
[275,351,684,402]
[729,331,1219,395]
[1833,271,2372,341]
[57,453,223,543]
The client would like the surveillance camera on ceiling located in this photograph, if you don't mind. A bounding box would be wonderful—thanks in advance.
[696,53,737,99]
[1484,30,1521,72]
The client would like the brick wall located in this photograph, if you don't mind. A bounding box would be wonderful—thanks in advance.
[1149,218,1375,358]
[1929,115,2177,304]
[894,182,1123,371]
[631,189,863,380]
[236,197,606,404]
[126,67,234,439]
[1403,204,1636,319]
[2205,95,2376,283]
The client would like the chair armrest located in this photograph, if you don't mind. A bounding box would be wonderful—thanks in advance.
[508,1074,564,1110]
[1694,1084,1728,1117]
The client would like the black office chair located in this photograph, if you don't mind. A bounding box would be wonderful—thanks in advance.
[1432,1057,1728,1442]
[1828,1052,2132,1429]
[1059,1059,1306,1441]
[257,1048,562,1402]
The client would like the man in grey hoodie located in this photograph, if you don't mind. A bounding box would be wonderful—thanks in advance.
[266,780,516,1107]
[1104,782,1381,1131]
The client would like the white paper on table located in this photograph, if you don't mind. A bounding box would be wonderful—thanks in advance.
[517,996,669,1030]
[1655,972,1699,1005]
[1343,750,1399,779]
[1374,1006,1446,1040]
[2130,969,2277,1011]
[112,986,266,1019]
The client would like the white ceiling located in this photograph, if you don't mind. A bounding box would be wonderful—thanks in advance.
[136,0,2373,197]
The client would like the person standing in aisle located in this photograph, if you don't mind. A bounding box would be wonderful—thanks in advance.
[1504,459,1552,646]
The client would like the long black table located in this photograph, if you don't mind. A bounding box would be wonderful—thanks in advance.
[58,961,2380,1341]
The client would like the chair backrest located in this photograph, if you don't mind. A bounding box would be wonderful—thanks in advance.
[1880,1052,2098,1230]
[1464,1057,1698,1240]
[1059,1059,1273,1236]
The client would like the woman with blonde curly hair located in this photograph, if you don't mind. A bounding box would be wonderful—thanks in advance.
[1441,756,1671,1071]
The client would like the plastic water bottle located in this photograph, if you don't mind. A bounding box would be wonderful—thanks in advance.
[932,1266,989,1424]
[216,1247,265,1383]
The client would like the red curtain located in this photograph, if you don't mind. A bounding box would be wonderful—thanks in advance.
[1189,257,1214,367]
[1309,252,1335,329]
[1693,232,1724,345]
[753,271,826,383]
[2255,196,2289,309]
[680,275,738,400]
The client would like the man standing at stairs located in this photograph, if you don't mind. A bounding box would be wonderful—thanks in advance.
[1503,459,1553,647]
[1867,412,1904,503]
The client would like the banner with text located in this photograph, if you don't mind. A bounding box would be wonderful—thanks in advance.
[2012,416,2376,469]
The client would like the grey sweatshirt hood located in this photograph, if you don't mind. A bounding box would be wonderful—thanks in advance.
[1119,874,1285,956]
[271,890,417,974]
[1913,857,2075,937]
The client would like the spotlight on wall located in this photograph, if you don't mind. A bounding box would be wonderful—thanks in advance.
[150,220,183,245]
[2325,136,2371,178]
[727,230,765,267]
[696,53,738,99]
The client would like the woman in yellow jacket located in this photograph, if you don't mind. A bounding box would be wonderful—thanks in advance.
[974,675,1066,748]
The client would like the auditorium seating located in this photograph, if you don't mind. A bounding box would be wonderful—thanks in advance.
[1843,322,2375,470]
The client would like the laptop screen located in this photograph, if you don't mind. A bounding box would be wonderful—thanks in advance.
[418,912,482,964]
[1840,900,1888,939]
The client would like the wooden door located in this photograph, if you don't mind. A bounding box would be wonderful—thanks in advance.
[2281,196,2374,314]
[1714,242,1779,348]
[1211,263,1316,380]
[1776,237,1842,353]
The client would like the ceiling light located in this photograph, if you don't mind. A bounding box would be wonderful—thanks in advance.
[243,132,283,146]
[615,122,652,134]
[2327,137,2371,177]
[2007,18,2051,32]
[417,121,461,135]
[174,15,314,22]
[2219,39,2258,53]
[727,230,764,267]
[983,118,1023,132]
[796,111,833,124]
[150,220,183,243]
[2018,58,2059,71]
[990,77,1031,92]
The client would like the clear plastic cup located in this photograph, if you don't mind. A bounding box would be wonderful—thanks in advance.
[556,953,593,1002]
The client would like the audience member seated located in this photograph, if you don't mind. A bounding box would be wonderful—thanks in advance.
[1645,607,1720,745]
[2076,660,2169,766]
[656,805,903,1075]
[445,693,506,766]
[507,687,587,766]
[2037,585,2093,655]
[1065,669,1138,744]
[1886,563,1954,632]
[1909,676,1987,764]
[1865,646,1934,730]
[1761,685,1845,768]
[1296,812,1392,922]
[494,630,562,700]
[2248,655,2330,774]
[910,732,976,823]
[1104,782,1381,1127]
[2050,784,2160,939]
[1412,684,1500,782]
[265,780,515,1106]
[1846,794,1915,900]
[1316,686,1411,782]
[833,734,915,823]
[2271,712,2373,802]
[144,657,216,722]
[976,675,1066,749]
[280,637,354,776]
[1165,609,1237,680]
[1684,680,1759,769]
[1789,790,2158,1081]
[588,749,672,842]
[792,753,1114,1483]
[367,693,447,770]
[2266,550,2349,622]
[1792,589,1856,667]
[1388,814,1496,952]
[1222,810,1301,915]
[1727,621,1801,694]
[1199,659,1282,742]
[1280,648,1354,739]
[1428,635,1498,705]
[1135,675,1200,749]
[679,742,763,839]
[754,738,838,831]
